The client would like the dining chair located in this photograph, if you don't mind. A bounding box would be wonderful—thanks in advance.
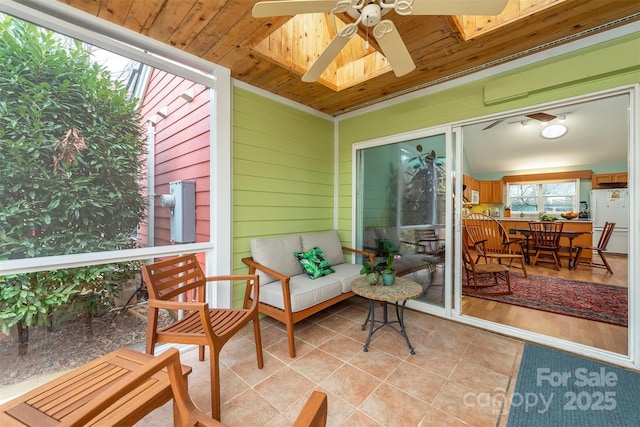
[574,221,616,274]
[528,221,564,270]
[463,213,528,277]
[461,232,512,295]
[141,254,264,421]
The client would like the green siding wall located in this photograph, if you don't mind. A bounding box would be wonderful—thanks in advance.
[232,87,334,305]
[337,32,640,239]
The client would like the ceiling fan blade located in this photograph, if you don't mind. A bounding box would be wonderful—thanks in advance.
[302,23,358,82]
[373,20,415,77]
[252,0,340,18]
[482,118,505,130]
[526,112,557,122]
[410,0,509,16]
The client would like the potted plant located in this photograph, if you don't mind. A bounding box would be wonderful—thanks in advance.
[382,254,401,285]
[360,259,384,285]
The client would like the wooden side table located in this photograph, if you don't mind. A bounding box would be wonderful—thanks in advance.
[351,276,422,354]
[0,348,191,426]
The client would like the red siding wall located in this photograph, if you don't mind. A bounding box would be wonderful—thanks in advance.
[138,69,211,248]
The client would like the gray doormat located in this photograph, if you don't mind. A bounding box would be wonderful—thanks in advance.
[508,343,640,426]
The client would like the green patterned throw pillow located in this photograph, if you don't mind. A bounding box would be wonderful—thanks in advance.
[294,247,335,279]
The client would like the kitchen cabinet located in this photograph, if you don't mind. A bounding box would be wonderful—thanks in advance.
[463,175,479,201]
[591,172,628,189]
[479,180,504,203]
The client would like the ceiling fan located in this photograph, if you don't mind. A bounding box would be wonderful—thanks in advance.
[252,0,509,82]
[482,112,561,130]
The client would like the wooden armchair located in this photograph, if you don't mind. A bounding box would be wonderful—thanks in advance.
[141,254,263,421]
[463,213,527,277]
[462,230,512,295]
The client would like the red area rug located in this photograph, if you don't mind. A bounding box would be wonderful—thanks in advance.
[463,274,628,327]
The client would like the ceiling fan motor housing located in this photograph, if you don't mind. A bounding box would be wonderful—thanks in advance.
[362,3,382,27]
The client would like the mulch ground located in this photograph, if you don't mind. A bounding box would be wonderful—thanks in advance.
[0,303,175,386]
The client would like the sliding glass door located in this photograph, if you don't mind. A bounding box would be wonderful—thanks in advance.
[354,128,452,311]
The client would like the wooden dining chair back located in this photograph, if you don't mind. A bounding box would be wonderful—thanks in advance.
[574,221,616,274]
[528,221,564,270]
[461,231,512,295]
[141,254,264,421]
[59,348,223,427]
[463,213,527,276]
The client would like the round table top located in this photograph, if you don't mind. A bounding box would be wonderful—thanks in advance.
[351,276,422,302]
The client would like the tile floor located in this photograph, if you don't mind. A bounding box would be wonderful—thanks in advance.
[137,297,524,427]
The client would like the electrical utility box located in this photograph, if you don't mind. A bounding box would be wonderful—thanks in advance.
[167,180,196,243]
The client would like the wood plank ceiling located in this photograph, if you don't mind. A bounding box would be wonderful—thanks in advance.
[58,0,640,116]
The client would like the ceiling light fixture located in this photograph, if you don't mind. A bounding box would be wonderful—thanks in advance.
[541,124,568,139]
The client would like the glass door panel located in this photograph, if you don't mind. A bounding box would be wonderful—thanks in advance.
[355,133,447,309]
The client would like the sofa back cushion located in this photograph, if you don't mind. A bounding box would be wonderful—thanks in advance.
[300,230,345,266]
[251,234,304,285]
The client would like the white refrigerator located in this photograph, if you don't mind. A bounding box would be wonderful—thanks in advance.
[590,189,629,254]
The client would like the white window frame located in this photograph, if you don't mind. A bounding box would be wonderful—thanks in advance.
[506,179,579,217]
[0,0,233,306]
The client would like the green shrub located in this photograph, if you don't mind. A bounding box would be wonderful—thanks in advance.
[0,16,147,334]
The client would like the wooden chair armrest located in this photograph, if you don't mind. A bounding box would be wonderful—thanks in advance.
[342,246,375,263]
[242,257,290,281]
[292,391,328,427]
[205,274,260,311]
[148,299,208,312]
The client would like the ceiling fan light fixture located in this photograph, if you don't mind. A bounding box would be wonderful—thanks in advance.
[541,124,568,139]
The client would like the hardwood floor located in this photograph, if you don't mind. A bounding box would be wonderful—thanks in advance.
[461,253,628,355]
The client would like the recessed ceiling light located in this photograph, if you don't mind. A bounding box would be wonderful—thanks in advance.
[541,124,568,139]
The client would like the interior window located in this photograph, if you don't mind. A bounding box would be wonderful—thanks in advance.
[507,179,578,214]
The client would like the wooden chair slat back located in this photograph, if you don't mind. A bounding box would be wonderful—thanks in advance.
[597,222,616,250]
[142,254,206,301]
[529,221,564,247]
[463,213,504,255]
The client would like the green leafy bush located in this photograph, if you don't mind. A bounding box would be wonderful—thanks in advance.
[0,16,147,334]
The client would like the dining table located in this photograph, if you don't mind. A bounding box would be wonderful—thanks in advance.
[509,226,593,270]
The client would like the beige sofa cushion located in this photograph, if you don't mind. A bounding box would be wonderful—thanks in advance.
[250,234,303,285]
[331,263,364,293]
[260,274,343,312]
[300,230,345,266]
